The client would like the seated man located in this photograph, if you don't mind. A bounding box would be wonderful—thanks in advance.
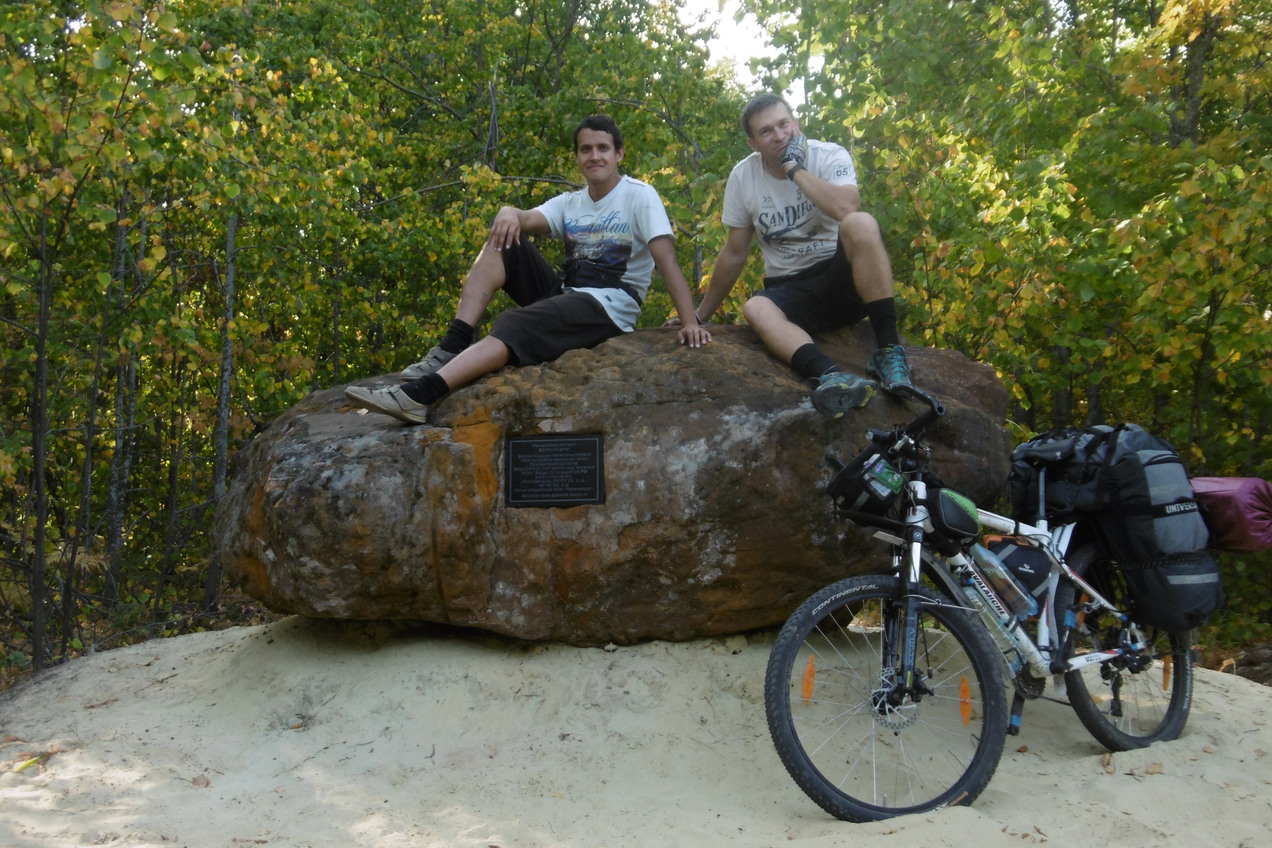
[677,94,912,417]
[346,115,710,424]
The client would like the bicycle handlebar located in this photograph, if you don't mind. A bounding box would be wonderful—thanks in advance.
[902,387,945,435]
[865,388,945,457]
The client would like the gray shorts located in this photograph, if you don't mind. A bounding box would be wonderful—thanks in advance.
[490,240,623,366]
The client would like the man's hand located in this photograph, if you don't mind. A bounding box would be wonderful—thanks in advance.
[664,311,711,348]
[677,323,711,349]
[486,206,523,251]
[780,134,807,178]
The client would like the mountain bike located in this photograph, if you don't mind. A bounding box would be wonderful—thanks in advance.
[764,393,1194,822]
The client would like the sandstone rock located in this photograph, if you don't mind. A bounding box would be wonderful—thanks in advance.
[212,323,1012,645]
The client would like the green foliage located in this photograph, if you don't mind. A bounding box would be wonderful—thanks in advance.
[1201,550,1272,658]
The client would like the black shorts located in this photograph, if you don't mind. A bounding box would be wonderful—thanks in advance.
[753,242,866,333]
[489,240,623,366]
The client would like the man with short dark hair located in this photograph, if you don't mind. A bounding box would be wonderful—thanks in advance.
[675,94,912,416]
[347,115,710,424]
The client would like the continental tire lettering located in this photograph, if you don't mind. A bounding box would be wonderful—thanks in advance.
[812,582,887,617]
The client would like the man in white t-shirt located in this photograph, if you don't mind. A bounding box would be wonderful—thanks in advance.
[346,115,711,424]
[677,94,913,417]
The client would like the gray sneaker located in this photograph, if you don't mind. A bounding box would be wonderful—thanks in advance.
[811,371,877,418]
[399,345,457,380]
[344,384,429,424]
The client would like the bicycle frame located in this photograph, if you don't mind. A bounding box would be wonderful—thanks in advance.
[878,477,1146,695]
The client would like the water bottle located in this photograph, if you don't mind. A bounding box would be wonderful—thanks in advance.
[970,543,1038,619]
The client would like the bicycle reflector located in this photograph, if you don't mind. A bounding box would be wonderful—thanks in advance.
[828,451,905,515]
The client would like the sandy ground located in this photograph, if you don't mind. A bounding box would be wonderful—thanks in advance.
[2,616,1270,848]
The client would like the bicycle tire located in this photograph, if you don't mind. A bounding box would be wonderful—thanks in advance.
[764,574,1009,822]
[1055,543,1193,750]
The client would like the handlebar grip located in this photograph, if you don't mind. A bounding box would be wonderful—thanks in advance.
[903,390,945,437]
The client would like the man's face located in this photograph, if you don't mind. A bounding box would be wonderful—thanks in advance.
[746,103,800,162]
[575,128,623,187]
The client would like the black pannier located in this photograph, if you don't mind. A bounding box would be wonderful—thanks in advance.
[1008,423,1210,562]
[1118,551,1224,633]
[1009,423,1221,631]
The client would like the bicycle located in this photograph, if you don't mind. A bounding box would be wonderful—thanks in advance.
[764,392,1194,822]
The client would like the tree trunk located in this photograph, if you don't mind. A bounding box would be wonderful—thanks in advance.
[105,196,138,603]
[1168,12,1220,149]
[203,211,240,611]
[30,219,53,671]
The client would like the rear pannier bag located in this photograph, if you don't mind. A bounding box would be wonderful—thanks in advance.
[1093,435,1210,564]
[1008,423,1209,563]
[1190,477,1272,553]
[1118,551,1224,633]
[1009,423,1221,630]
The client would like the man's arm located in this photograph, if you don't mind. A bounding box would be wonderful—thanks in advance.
[780,136,860,220]
[695,224,755,322]
[648,235,711,348]
[486,205,551,251]
[787,168,860,220]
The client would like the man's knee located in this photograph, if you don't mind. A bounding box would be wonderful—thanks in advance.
[742,294,778,326]
[838,210,882,248]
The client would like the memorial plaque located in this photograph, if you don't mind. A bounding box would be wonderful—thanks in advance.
[504,434,605,508]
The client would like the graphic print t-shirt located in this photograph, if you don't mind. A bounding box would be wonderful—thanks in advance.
[721,139,858,278]
[536,175,672,331]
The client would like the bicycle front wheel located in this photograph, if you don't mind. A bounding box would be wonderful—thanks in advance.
[764,575,1008,822]
[1056,544,1193,750]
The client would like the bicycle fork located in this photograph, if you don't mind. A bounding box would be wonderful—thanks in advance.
[880,484,944,707]
[895,525,936,700]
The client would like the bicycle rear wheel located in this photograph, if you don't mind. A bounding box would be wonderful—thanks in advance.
[1056,544,1193,750]
[764,574,1008,822]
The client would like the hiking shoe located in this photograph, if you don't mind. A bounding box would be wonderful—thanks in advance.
[344,384,429,424]
[866,345,914,393]
[811,371,877,418]
[399,346,457,380]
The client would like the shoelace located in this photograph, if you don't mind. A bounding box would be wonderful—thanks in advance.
[875,348,910,383]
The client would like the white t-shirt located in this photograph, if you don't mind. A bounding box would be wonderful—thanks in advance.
[721,139,858,278]
[536,175,673,331]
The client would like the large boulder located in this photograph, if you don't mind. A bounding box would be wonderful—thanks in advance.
[213,324,1012,645]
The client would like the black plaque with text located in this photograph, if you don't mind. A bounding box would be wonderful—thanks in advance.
[504,434,605,508]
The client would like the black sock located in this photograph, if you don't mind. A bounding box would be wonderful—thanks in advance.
[400,373,449,405]
[791,343,840,382]
[865,299,901,348]
[438,319,476,354]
